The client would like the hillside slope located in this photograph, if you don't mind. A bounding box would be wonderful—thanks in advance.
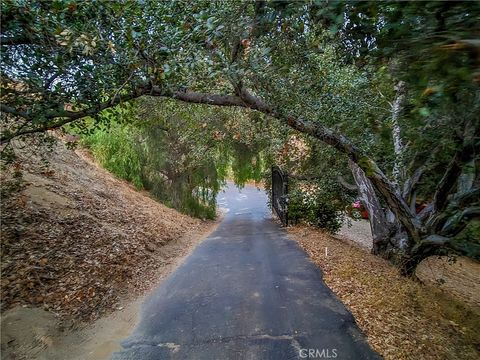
[1,140,213,321]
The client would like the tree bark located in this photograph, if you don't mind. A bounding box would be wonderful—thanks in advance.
[349,160,391,254]
[426,120,478,230]
[457,159,475,194]
[391,81,407,193]
[337,175,358,191]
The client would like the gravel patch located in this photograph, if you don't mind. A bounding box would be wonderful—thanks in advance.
[335,218,373,250]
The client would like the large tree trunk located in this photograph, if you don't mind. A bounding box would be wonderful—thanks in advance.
[349,160,391,254]
[231,87,422,244]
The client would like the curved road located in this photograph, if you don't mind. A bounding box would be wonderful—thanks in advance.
[113,184,380,360]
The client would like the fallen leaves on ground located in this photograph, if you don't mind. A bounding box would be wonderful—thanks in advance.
[288,225,480,360]
[1,141,213,322]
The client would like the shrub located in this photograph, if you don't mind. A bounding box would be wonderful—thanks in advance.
[288,189,344,234]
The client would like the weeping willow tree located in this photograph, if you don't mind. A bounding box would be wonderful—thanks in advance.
[77,97,275,218]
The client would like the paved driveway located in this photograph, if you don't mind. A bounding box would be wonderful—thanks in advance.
[112,183,380,360]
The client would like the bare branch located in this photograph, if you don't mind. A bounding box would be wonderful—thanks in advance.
[391,80,406,192]
[161,89,247,108]
[424,120,479,229]
[402,165,425,199]
[430,121,477,215]
[403,145,441,200]
[1,104,30,119]
[440,206,480,235]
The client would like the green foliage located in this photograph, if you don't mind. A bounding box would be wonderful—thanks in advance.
[2,1,479,262]
[263,135,356,233]
[78,98,274,219]
[286,169,351,235]
[81,124,143,189]
[288,187,344,234]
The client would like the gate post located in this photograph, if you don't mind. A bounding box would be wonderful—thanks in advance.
[271,166,289,226]
[284,171,288,226]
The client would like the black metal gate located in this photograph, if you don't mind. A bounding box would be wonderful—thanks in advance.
[272,166,288,226]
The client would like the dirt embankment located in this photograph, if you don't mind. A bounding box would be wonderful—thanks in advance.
[288,225,480,360]
[1,140,216,323]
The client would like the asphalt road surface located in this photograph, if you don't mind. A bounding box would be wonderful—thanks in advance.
[112,183,380,360]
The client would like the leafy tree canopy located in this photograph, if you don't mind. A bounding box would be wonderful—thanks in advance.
[1,0,479,272]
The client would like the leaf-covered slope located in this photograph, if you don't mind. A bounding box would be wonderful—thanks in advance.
[0,140,208,321]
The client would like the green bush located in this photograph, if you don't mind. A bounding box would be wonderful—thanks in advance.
[81,124,144,189]
[288,189,343,234]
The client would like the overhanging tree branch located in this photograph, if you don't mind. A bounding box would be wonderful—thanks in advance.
[1,84,422,242]
[156,88,247,108]
[0,104,30,119]
[233,87,421,242]
[1,89,148,143]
